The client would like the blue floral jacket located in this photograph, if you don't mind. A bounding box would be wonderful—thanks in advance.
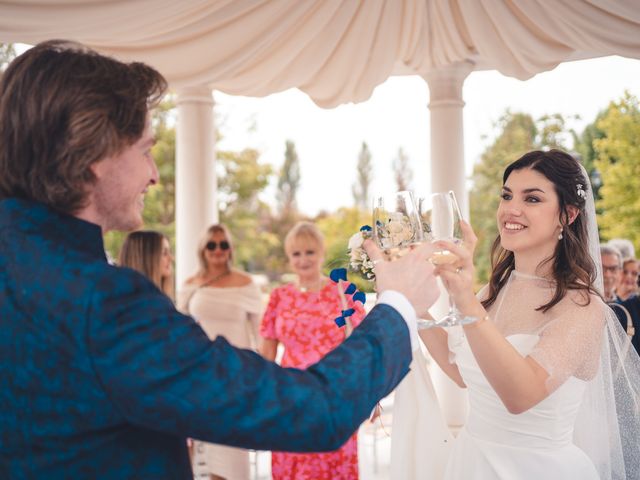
[0,198,411,479]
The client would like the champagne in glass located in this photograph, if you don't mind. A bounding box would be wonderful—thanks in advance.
[429,250,458,265]
[373,191,424,260]
[418,191,473,329]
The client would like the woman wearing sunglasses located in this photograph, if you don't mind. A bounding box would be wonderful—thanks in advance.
[177,224,263,480]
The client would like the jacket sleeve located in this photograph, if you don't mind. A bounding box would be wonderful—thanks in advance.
[87,269,412,452]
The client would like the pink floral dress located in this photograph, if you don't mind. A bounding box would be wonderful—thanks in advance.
[260,281,366,480]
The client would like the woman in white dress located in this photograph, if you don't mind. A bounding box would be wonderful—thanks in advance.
[418,150,640,479]
[177,224,263,480]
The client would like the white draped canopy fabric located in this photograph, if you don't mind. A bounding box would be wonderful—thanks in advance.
[1,0,640,107]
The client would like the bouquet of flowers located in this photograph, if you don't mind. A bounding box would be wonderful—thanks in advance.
[348,211,418,282]
[375,211,416,249]
[348,225,375,281]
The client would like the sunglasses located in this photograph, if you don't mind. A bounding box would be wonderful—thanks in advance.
[205,240,230,251]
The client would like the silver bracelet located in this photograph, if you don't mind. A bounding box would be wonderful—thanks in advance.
[460,314,489,326]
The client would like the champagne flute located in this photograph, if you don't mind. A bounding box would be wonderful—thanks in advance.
[418,191,474,328]
[373,191,424,260]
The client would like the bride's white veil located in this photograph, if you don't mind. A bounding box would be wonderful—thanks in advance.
[572,162,640,479]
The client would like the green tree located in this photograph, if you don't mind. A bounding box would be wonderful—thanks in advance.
[217,147,276,273]
[392,147,413,191]
[572,114,607,200]
[594,92,640,249]
[536,113,575,149]
[352,142,373,210]
[276,140,301,217]
[0,43,16,72]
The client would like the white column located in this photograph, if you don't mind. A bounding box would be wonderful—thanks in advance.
[175,86,217,289]
[424,61,474,429]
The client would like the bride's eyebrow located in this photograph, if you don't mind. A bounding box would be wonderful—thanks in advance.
[501,186,546,194]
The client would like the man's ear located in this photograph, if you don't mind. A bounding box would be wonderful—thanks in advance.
[566,205,579,225]
[90,158,107,179]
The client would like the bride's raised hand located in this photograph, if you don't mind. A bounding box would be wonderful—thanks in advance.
[433,220,478,311]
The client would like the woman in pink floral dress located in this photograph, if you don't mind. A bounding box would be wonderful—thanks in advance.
[260,221,366,480]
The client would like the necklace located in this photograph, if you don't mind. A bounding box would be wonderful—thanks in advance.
[202,269,231,287]
[298,277,324,293]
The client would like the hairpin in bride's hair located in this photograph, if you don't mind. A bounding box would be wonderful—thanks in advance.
[576,183,586,200]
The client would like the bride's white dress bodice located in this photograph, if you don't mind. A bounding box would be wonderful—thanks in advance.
[452,331,586,449]
[442,271,605,479]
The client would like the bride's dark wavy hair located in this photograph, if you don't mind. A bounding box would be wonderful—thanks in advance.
[481,149,597,313]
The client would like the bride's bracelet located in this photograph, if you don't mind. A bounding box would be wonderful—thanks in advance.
[461,314,490,326]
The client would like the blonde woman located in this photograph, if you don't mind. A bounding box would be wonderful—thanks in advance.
[119,230,174,298]
[260,221,366,480]
[177,224,263,480]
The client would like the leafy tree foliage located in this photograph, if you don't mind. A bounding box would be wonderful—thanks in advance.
[0,43,16,72]
[572,113,607,201]
[594,92,640,249]
[217,147,276,273]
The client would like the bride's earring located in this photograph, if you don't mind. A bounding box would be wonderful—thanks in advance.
[558,227,563,240]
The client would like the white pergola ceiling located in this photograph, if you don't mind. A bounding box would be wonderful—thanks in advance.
[1,0,639,107]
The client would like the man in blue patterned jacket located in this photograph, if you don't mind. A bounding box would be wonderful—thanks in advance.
[0,41,440,479]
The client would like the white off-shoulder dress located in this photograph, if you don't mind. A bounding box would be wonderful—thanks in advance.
[177,282,263,480]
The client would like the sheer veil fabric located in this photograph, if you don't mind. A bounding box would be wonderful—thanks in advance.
[572,164,640,479]
[390,164,640,479]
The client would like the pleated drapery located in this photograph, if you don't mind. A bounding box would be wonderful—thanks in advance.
[1,0,639,107]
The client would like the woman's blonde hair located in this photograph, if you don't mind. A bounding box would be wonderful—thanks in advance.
[284,221,325,256]
[197,224,234,275]
[119,230,173,298]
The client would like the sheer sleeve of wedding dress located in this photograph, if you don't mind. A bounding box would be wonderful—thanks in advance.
[489,275,606,392]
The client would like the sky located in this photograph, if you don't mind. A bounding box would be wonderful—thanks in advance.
[214,55,640,217]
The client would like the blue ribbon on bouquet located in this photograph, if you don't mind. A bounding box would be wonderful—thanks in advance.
[330,267,366,328]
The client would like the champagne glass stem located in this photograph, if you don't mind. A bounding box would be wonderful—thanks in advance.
[446,297,459,322]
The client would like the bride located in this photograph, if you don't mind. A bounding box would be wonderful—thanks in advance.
[409,149,640,479]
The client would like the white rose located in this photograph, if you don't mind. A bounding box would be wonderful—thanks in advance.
[387,219,413,245]
[387,221,404,234]
[348,232,364,250]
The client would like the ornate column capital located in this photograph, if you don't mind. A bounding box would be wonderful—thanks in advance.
[423,61,474,108]
[176,85,214,106]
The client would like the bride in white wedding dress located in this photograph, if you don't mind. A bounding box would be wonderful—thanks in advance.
[412,150,640,479]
